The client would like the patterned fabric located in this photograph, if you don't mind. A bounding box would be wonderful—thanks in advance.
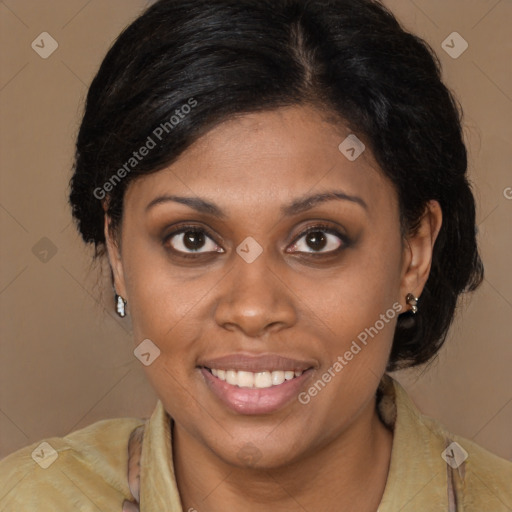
[122,425,145,512]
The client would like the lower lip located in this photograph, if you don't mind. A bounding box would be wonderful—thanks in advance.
[200,368,312,415]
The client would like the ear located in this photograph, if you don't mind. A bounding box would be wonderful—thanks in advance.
[103,210,127,298]
[399,200,443,310]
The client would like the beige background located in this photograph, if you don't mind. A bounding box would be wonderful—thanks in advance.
[0,0,511,461]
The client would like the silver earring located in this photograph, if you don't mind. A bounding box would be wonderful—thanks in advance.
[115,293,127,318]
[406,293,419,314]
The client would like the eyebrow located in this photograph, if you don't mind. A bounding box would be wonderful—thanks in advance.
[145,190,368,217]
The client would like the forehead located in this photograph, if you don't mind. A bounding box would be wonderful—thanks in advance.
[124,105,396,219]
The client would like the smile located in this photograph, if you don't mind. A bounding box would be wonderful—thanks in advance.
[207,368,305,388]
[200,366,313,415]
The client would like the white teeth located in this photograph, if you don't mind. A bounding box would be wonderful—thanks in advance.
[254,372,273,388]
[209,368,304,388]
[226,370,237,386]
[271,370,285,385]
[237,371,255,388]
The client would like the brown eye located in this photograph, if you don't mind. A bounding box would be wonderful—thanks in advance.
[288,225,348,254]
[166,228,222,254]
[182,230,206,250]
[304,231,328,251]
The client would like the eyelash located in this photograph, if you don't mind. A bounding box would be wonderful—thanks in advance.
[162,223,350,259]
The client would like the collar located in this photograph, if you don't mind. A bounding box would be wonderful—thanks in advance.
[138,375,452,511]
[377,374,451,511]
[139,399,182,510]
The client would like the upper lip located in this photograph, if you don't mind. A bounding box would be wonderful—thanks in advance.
[198,354,316,373]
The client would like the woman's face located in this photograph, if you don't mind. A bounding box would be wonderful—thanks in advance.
[107,105,434,468]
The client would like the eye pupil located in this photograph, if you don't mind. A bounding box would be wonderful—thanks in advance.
[306,231,327,251]
[183,230,205,250]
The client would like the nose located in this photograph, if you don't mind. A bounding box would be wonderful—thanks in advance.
[213,250,298,338]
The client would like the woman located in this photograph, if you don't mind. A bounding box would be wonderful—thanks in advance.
[1,0,510,510]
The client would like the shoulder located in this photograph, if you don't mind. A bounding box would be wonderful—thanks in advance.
[427,416,512,510]
[0,416,145,511]
[390,377,512,510]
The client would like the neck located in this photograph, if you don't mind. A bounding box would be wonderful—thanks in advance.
[173,395,392,512]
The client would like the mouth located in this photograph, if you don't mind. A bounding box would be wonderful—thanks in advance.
[204,367,306,388]
[197,354,316,415]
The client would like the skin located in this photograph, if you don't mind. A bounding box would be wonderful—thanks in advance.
[105,105,442,512]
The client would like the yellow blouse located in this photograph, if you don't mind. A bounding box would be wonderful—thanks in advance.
[1,375,511,511]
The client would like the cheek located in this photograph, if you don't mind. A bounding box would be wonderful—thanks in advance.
[120,236,203,339]
[309,233,402,330]
[297,266,400,428]
[309,280,398,383]
[299,229,403,379]
[120,237,230,402]
[122,250,208,410]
